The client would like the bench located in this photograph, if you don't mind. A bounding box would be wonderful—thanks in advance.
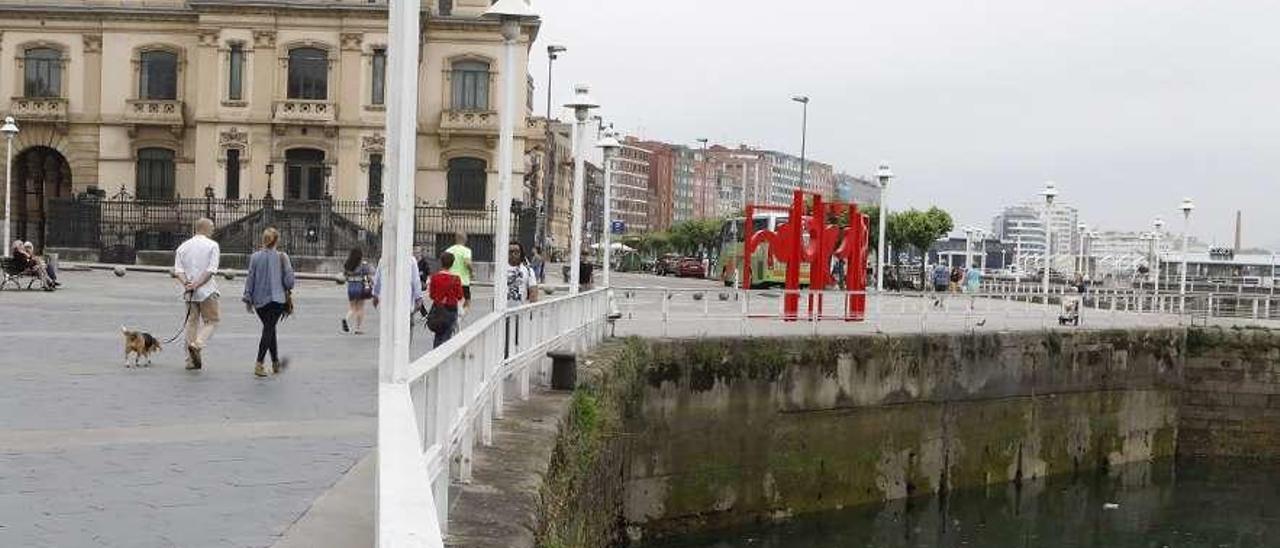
[0,257,45,291]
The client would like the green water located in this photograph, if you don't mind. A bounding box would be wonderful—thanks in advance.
[638,459,1280,548]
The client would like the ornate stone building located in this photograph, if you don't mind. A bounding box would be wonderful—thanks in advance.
[0,0,538,248]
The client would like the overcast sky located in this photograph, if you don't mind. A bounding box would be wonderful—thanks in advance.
[528,0,1280,248]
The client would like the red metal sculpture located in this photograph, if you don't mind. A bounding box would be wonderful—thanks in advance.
[742,190,870,321]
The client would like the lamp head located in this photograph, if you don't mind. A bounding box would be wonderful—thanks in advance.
[596,134,621,153]
[483,0,539,20]
[265,164,275,176]
[1041,181,1059,204]
[547,44,567,58]
[1,116,18,136]
[1154,217,1165,231]
[563,84,598,121]
[875,163,893,184]
[791,95,810,104]
[1180,197,1195,215]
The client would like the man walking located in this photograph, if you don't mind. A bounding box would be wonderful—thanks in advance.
[445,232,473,311]
[174,218,221,370]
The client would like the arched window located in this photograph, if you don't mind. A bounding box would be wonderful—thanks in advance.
[23,48,62,98]
[288,48,329,100]
[450,60,489,111]
[447,157,487,209]
[139,50,178,100]
[136,148,176,200]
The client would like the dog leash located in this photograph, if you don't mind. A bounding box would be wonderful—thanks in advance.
[162,291,196,345]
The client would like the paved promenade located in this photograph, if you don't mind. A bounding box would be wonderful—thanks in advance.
[0,269,414,548]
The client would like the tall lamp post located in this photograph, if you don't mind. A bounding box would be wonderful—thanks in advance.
[1179,197,1195,313]
[1075,222,1087,276]
[484,0,539,312]
[596,133,620,289]
[792,96,809,190]
[2,116,17,258]
[1153,217,1164,309]
[538,44,566,252]
[1041,181,1059,302]
[875,164,892,291]
[564,84,598,294]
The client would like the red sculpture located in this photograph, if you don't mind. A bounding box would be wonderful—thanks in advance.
[742,190,870,321]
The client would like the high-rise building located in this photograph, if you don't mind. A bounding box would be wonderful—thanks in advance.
[834,173,881,207]
[992,201,1080,272]
[632,140,677,231]
[613,140,651,234]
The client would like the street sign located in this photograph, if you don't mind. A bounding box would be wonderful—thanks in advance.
[611,220,626,234]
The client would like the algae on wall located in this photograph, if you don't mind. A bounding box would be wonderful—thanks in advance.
[623,330,1184,541]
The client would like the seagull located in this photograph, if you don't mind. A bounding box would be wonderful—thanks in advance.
[976,318,987,327]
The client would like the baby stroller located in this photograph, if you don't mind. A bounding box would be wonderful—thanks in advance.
[1058,296,1081,326]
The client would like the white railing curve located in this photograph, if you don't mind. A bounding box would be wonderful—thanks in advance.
[378,288,609,547]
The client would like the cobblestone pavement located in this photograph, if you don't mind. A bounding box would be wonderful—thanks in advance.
[0,268,473,548]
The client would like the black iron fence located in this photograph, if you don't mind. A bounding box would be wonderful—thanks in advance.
[46,197,536,263]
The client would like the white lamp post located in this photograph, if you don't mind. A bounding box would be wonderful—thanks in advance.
[875,163,892,292]
[596,133,621,289]
[2,116,17,257]
[483,0,539,312]
[564,84,598,294]
[792,96,809,191]
[1041,182,1058,301]
[1179,197,1195,313]
[1153,217,1164,309]
[1075,222,1087,276]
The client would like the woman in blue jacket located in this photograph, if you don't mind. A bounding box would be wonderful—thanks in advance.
[243,228,296,378]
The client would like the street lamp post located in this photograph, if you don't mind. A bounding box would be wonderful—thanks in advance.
[484,0,539,312]
[792,96,809,192]
[539,44,566,252]
[564,84,598,294]
[1,116,18,257]
[1041,182,1059,302]
[696,138,709,217]
[1153,217,1164,309]
[1179,197,1195,314]
[978,229,988,271]
[597,133,620,289]
[875,164,892,292]
[1075,222,1087,276]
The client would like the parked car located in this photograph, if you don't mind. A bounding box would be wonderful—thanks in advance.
[655,254,682,276]
[677,257,706,278]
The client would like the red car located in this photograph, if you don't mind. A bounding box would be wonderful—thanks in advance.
[676,258,706,278]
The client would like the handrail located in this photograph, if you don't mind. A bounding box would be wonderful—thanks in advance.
[378,288,609,547]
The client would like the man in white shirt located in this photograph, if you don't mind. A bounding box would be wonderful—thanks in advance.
[506,242,539,308]
[174,218,221,370]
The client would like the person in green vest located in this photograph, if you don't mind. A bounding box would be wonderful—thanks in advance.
[445,232,473,313]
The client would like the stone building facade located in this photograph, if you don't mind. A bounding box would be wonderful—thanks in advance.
[0,0,538,248]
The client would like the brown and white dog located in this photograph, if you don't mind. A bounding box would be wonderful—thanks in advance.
[121,327,162,367]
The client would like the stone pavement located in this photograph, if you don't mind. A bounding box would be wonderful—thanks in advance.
[0,268,491,548]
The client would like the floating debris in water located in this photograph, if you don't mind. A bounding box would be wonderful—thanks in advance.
[1103,502,1120,510]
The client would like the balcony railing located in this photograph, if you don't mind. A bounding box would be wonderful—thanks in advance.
[125,99,185,126]
[438,109,498,145]
[9,96,69,123]
[273,100,337,124]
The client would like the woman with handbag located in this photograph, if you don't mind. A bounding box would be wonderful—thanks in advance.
[427,252,463,348]
[243,228,296,378]
[342,248,374,335]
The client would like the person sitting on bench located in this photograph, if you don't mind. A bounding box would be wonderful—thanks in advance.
[23,241,59,288]
[9,240,55,290]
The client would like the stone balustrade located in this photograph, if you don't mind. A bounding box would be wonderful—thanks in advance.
[9,96,69,123]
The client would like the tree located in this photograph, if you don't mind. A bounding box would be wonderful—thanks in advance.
[894,207,954,286]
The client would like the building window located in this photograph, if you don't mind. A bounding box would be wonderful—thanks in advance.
[139,50,178,100]
[439,0,452,16]
[136,148,176,200]
[371,48,386,106]
[225,149,241,199]
[450,60,490,111]
[368,153,383,205]
[288,47,328,100]
[446,157,486,209]
[285,148,326,200]
[23,48,61,98]
[228,44,245,101]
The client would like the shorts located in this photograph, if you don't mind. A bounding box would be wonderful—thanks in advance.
[347,284,371,302]
[462,285,472,302]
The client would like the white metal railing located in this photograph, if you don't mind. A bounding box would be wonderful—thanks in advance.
[378,288,609,547]
[611,286,1280,337]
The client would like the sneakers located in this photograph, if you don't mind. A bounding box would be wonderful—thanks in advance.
[273,358,289,374]
[254,362,269,377]
[186,344,203,370]
[341,318,350,333]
